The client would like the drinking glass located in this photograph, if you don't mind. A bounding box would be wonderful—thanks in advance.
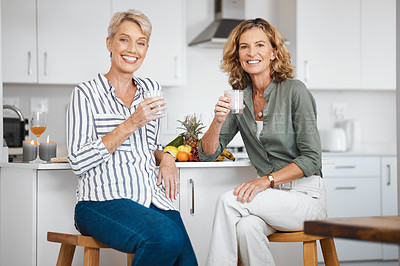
[224,90,244,114]
[30,112,47,163]
[143,89,165,115]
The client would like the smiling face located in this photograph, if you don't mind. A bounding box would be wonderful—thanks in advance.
[238,27,276,78]
[107,20,148,75]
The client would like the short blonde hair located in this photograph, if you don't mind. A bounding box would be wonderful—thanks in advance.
[221,18,294,90]
[108,9,152,42]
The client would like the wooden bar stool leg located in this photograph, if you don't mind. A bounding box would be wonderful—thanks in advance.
[56,243,76,266]
[320,238,340,266]
[127,253,135,266]
[83,247,100,266]
[303,240,318,266]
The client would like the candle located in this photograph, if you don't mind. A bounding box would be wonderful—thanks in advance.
[39,135,57,162]
[23,140,37,162]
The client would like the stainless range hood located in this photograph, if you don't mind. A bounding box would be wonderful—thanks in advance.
[189,0,245,48]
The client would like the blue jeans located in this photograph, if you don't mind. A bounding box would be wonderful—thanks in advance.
[75,199,197,266]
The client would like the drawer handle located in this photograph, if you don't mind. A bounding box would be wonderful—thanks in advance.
[44,52,48,76]
[335,165,356,169]
[386,164,391,186]
[335,186,356,190]
[27,51,32,75]
[189,179,194,215]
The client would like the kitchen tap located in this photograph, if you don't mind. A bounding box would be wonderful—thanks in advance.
[3,104,25,122]
[3,104,28,148]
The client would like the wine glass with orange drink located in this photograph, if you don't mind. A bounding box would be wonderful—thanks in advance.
[30,111,47,163]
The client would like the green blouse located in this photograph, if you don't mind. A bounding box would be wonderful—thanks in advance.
[199,78,322,178]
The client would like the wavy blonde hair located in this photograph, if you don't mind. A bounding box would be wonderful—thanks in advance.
[221,18,294,90]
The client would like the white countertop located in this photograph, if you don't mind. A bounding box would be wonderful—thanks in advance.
[0,162,72,170]
[322,146,396,156]
[1,145,396,170]
[0,159,254,170]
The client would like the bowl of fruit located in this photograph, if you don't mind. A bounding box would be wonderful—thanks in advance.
[163,114,235,162]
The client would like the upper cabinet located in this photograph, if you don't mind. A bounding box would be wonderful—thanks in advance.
[111,0,186,86]
[1,0,37,83]
[279,0,396,90]
[2,0,185,86]
[360,0,396,89]
[1,0,111,85]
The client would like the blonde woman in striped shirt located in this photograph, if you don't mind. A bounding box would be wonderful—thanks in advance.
[67,9,197,266]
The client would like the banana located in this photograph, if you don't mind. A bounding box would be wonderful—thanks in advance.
[214,149,236,162]
[221,149,235,161]
[214,155,225,161]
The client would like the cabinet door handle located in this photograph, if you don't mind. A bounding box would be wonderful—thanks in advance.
[27,51,32,75]
[304,60,309,82]
[335,186,356,190]
[44,52,48,76]
[335,165,356,169]
[189,178,194,215]
[386,164,391,185]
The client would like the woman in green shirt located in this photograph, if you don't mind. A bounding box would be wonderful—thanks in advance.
[200,18,327,266]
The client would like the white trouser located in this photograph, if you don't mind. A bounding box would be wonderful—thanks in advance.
[205,175,327,266]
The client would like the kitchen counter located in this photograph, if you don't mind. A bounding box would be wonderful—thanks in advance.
[1,154,396,265]
[0,158,256,266]
[1,146,397,170]
[0,159,253,170]
[322,143,397,156]
[0,162,71,170]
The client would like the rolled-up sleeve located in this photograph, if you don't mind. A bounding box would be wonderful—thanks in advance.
[199,114,239,162]
[66,87,111,175]
[291,84,321,177]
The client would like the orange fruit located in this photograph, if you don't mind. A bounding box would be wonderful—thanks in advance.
[188,153,194,161]
[177,151,189,162]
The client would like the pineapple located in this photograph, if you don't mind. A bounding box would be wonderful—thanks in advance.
[178,114,205,150]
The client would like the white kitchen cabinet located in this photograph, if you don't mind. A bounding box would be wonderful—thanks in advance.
[1,0,38,83]
[296,0,361,89]
[279,0,396,90]
[0,165,126,266]
[178,162,311,266]
[320,156,383,262]
[0,162,257,266]
[380,156,398,260]
[1,0,110,84]
[178,163,257,266]
[111,0,186,86]
[361,0,396,89]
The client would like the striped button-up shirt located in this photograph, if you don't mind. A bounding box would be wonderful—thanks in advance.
[67,73,176,211]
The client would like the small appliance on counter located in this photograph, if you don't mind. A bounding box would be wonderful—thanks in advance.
[320,128,347,152]
[335,119,361,151]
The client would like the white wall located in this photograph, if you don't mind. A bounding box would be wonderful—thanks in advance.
[3,84,72,155]
[313,90,396,149]
[3,0,397,155]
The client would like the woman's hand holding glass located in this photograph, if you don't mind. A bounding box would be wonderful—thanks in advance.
[213,96,231,124]
[129,96,166,128]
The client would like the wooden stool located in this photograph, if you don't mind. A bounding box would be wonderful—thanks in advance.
[47,232,135,266]
[238,231,339,266]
